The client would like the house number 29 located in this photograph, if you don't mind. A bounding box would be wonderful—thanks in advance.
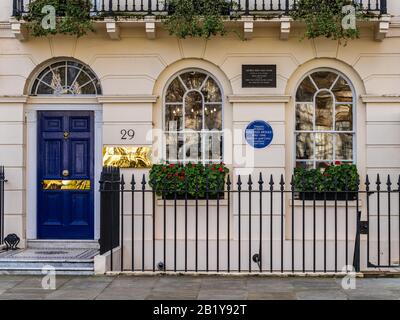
[120,129,135,140]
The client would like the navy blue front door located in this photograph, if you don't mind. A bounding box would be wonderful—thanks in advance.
[38,111,94,239]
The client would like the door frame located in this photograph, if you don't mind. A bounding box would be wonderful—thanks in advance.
[26,104,103,240]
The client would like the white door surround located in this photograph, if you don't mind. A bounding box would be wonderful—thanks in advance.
[25,104,103,240]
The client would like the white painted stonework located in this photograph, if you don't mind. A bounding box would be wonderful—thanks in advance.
[0,1,399,272]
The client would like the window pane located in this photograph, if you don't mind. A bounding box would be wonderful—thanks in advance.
[332,76,352,102]
[315,91,333,130]
[202,78,222,102]
[73,72,91,93]
[296,133,314,160]
[311,71,338,89]
[79,83,97,95]
[66,65,80,87]
[180,71,207,90]
[296,76,317,102]
[296,103,313,131]
[165,105,183,131]
[185,91,203,130]
[166,78,185,103]
[36,83,54,95]
[166,133,184,161]
[336,133,353,160]
[315,133,333,160]
[335,104,353,131]
[185,133,201,162]
[205,105,222,130]
[204,132,223,161]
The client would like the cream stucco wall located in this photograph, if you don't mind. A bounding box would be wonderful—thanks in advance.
[0,1,399,256]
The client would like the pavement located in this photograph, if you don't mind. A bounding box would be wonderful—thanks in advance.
[0,275,399,300]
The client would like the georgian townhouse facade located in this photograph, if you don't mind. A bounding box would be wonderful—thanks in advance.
[0,0,399,274]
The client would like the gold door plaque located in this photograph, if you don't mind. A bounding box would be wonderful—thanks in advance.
[102,146,152,168]
[42,180,91,190]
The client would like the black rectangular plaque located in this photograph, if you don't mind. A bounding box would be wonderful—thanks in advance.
[242,65,277,88]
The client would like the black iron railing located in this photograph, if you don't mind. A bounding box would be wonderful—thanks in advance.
[99,168,399,273]
[13,0,387,17]
[99,166,120,255]
[0,166,5,246]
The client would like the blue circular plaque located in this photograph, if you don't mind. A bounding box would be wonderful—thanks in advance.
[245,120,274,149]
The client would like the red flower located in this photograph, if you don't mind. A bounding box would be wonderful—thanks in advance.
[192,164,196,168]
[211,167,215,171]
[162,166,166,171]
[218,167,223,172]
[335,161,342,165]
[167,174,172,178]
[169,164,175,168]
[179,176,185,181]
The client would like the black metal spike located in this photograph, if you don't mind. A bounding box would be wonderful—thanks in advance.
[226,175,232,191]
[131,174,136,190]
[280,174,285,191]
[237,175,242,191]
[121,174,125,190]
[258,173,264,191]
[269,175,274,190]
[141,174,146,190]
[248,175,253,191]
[365,174,370,190]
[376,174,381,190]
[387,175,392,191]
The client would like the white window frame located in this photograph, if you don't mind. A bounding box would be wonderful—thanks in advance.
[162,69,224,164]
[294,68,356,169]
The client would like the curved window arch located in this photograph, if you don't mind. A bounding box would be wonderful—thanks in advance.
[164,70,223,164]
[295,69,355,169]
[30,60,102,95]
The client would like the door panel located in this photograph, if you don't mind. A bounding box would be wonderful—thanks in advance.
[38,111,94,240]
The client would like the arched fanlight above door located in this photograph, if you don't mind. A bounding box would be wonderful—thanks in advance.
[30,59,102,96]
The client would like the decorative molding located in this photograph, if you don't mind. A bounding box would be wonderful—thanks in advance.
[97,95,158,103]
[360,95,400,103]
[105,20,120,40]
[0,96,28,103]
[227,95,291,103]
[242,16,253,40]
[375,15,391,41]
[10,19,28,41]
[145,16,156,40]
[280,17,291,40]
[27,96,99,104]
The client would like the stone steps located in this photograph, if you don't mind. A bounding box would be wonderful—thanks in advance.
[0,245,99,275]
[27,240,100,249]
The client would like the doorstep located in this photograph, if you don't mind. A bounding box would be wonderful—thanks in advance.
[0,247,99,275]
[27,239,100,249]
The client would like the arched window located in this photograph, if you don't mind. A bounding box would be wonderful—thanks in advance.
[164,70,223,164]
[295,70,355,169]
[30,60,102,95]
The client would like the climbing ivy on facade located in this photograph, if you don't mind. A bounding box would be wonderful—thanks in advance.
[24,0,94,37]
[291,0,372,42]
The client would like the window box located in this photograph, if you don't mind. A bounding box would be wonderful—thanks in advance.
[149,163,229,200]
[294,163,359,201]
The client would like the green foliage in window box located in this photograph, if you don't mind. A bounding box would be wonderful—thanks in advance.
[24,0,94,37]
[294,163,359,193]
[149,163,229,198]
[164,0,237,39]
[291,0,375,43]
